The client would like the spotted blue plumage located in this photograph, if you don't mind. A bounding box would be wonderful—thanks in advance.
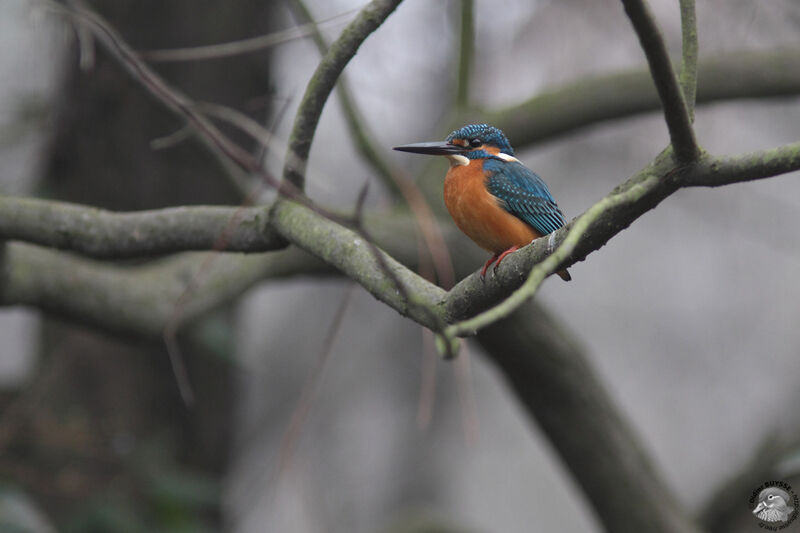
[483,158,567,235]
[447,124,514,155]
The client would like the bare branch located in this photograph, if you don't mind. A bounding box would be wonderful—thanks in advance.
[445,141,800,328]
[443,171,661,340]
[139,7,359,62]
[44,1,277,187]
[0,208,450,338]
[484,48,800,149]
[620,0,699,162]
[287,0,457,291]
[678,0,698,120]
[478,301,703,533]
[686,141,800,187]
[286,0,403,197]
[282,0,404,190]
[270,199,447,329]
[455,0,474,109]
[0,196,285,258]
[2,139,799,332]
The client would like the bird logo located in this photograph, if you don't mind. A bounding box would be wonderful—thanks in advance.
[394,124,571,281]
[752,487,796,523]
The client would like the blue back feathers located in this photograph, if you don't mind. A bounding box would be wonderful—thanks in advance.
[447,124,514,156]
[483,158,567,235]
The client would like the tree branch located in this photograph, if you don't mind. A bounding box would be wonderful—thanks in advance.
[620,0,699,162]
[282,0,404,190]
[286,0,404,198]
[445,141,800,326]
[477,301,703,533]
[0,196,285,258]
[2,139,798,333]
[44,1,278,189]
[678,0,698,120]
[685,141,800,187]
[482,48,800,148]
[443,171,660,339]
[269,199,447,329]
[455,0,474,109]
[0,208,452,337]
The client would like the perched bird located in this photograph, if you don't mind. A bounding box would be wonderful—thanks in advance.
[394,123,571,281]
[753,488,796,522]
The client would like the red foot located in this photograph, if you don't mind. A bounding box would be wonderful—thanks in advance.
[480,253,500,281]
[492,245,520,275]
[479,246,521,280]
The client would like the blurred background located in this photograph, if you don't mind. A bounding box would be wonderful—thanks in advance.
[1,0,799,531]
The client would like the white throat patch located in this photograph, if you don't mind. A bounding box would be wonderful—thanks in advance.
[446,154,470,167]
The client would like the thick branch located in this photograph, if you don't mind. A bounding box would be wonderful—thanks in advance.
[621,0,699,161]
[0,196,285,258]
[2,141,798,332]
[269,199,447,328]
[478,302,703,533]
[282,0,404,190]
[0,209,447,337]
[445,142,800,324]
[444,172,661,339]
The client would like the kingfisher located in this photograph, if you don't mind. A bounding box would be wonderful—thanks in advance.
[394,123,571,281]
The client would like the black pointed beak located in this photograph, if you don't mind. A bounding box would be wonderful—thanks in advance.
[393,141,466,156]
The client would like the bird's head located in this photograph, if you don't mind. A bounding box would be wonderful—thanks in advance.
[753,488,795,516]
[393,123,515,166]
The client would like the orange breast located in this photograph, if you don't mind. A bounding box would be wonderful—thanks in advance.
[443,161,541,253]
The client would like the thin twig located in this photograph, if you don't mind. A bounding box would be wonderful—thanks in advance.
[140,7,361,62]
[456,0,474,110]
[678,0,699,120]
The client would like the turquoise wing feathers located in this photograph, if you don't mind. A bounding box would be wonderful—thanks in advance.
[483,158,567,236]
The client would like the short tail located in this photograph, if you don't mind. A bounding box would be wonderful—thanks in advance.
[557,269,571,282]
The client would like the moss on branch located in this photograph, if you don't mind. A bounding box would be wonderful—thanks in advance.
[0,196,285,258]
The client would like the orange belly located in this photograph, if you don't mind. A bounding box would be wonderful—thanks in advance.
[444,163,542,253]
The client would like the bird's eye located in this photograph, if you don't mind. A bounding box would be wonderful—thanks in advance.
[469,138,482,148]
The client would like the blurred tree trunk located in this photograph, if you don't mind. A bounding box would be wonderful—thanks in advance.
[0,1,277,529]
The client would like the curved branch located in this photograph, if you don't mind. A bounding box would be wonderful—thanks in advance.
[445,141,800,326]
[444,171,660,339]
[270,199,447,328]
[484,49,800,148]
[0,196,284,258]
[0,209,450,337]
[2,140,799,333]
[286,0,403,197]
[478,301,703,533]
[282,0,404,190]
[621,0,699,162]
